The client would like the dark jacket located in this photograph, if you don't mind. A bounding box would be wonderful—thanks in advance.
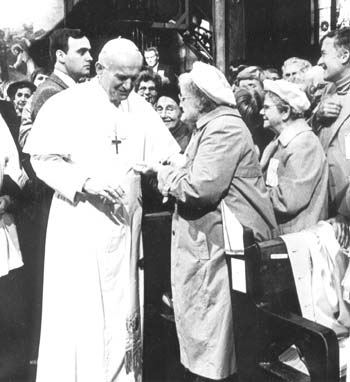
[0,99,20,146]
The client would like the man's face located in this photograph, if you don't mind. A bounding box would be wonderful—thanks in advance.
[137,80,158,105]
[282,63,305,84]
[97,52,142,107]
[318,37,348,82]
[156,96,182,130]
[260,93,284,131]
[64,36,92,81]
[144,51,158,68]
[13,86,32,113]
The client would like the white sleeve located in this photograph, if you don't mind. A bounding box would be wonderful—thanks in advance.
[24,90,88,202]
[31,155,88,203]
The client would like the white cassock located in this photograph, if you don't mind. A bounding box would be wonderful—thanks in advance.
[23,78,180,382]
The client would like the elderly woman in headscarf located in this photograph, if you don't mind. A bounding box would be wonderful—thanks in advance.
[136,62,277,382]
[260,79,329,234]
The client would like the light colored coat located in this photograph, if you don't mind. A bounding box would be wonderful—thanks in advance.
[263,119,329,234]
[158,106,277,379]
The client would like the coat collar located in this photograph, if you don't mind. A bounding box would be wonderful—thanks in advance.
[327,90,350,146]
[48,72,71,90]
[53,69,76,88]
[196,106,241,131]
[278,119,311,147]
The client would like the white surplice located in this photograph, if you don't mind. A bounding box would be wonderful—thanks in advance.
[24,78,179,382]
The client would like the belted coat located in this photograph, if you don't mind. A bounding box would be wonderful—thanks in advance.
[157,106,277,379]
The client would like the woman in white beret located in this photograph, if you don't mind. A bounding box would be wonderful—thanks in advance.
[136,62,277,381]
[260,79,329,234]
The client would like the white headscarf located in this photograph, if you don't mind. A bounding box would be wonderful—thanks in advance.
[190,61,236,107]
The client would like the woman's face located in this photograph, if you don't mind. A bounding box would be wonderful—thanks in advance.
[156,96,182,131]
[260,93,285,130]
[179,85,201,125]
[13,86,32,114]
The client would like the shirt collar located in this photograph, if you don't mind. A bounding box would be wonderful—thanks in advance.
[53,69,77,88]
[278,119,311,147]
[196,105,240,131]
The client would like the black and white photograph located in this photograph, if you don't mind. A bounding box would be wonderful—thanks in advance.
[0,1,349,381]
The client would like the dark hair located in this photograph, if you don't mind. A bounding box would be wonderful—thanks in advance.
[49,28,85,63]
[235,87,263,133]
[157,83,180,104]
[144,46,159,56]
[321,27,350,52]
[134,70,162,92]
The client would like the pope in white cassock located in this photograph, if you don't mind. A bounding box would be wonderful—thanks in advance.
[23,38,180,382]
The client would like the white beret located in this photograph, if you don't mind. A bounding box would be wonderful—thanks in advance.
[264,79,310,113]
[190,61,236,107]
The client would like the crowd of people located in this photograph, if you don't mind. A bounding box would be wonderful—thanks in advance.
[0,24,350,382]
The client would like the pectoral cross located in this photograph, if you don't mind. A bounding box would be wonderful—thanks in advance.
[112,133,122,154]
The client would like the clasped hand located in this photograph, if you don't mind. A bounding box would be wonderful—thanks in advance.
[317,96,342,121]
[133,162,169,200]
[82,178,125,205]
